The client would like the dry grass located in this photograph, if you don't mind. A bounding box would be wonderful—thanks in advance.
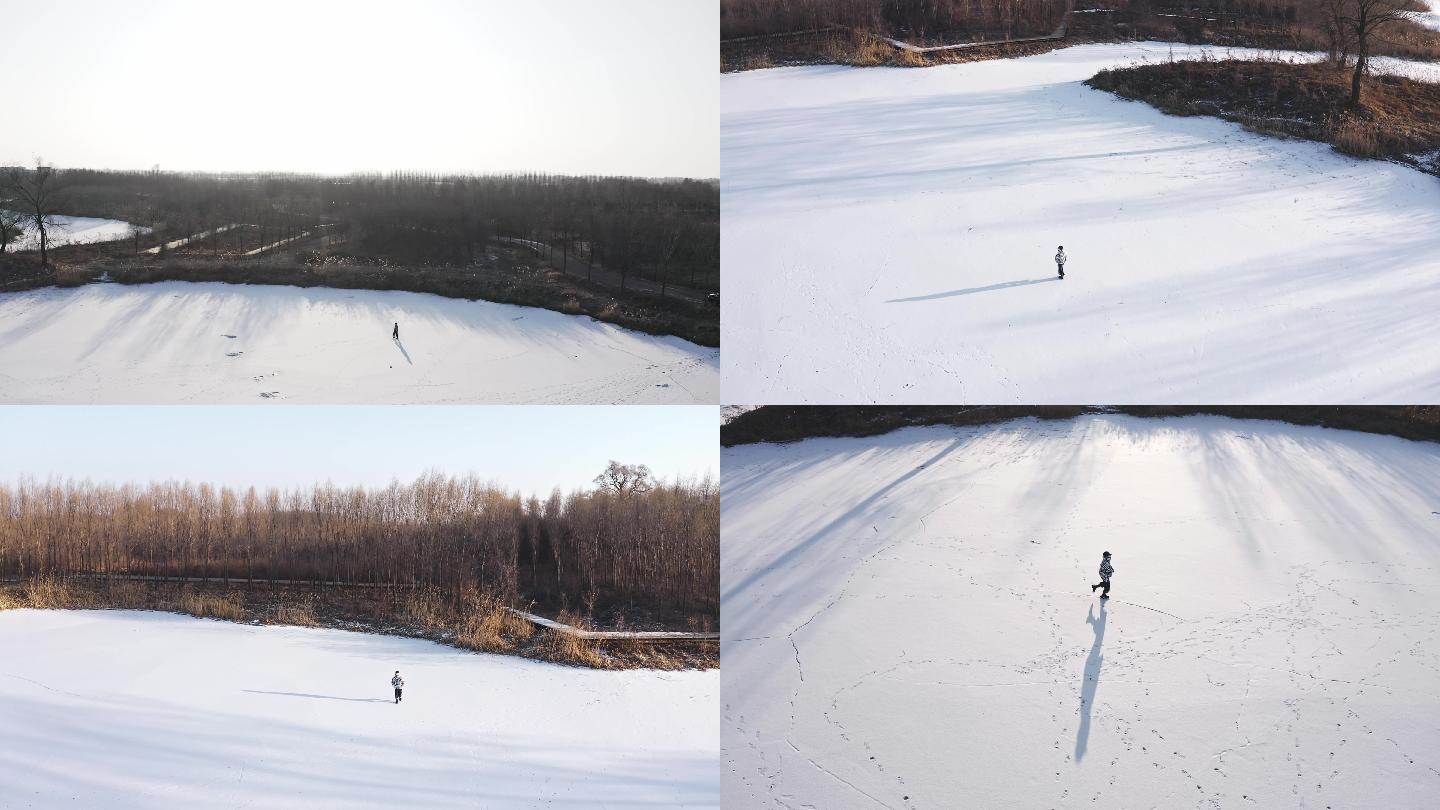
[454,594,534,654]
[104,579,150,609]
[274,603,319,627]
[404,588,454,632]
[1333,119,1382,158]
[1086,59,1440,171]
[176,589,246,622]
[20,577,93,609]
[0,578,717,670]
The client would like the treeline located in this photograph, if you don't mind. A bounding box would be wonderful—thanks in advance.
[0,472,718,615]
[722,405,1440,445]
[17,168,720,291]
[722,405,1092,445]
[721,0,1439,60]
[722,0,1069,41]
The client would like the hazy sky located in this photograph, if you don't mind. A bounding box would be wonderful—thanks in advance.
[0,0,717,177]
[0,406,718,495]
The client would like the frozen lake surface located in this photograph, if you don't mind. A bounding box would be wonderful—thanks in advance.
[0,281,719,403]
[722,414,1440,808]
[722,43,1440,403]
[0,610,719,809]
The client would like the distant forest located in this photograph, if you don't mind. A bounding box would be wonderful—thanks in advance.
[6,167,719,292]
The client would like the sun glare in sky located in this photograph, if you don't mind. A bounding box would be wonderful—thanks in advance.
[0,0,717,177]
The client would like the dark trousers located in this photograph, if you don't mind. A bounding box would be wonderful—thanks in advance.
[1092,578,1110,596]
[394,688,403,703]
[1057,263,1065,278]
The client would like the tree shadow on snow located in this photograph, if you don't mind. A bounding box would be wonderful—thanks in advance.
[1075,599,1106,763]
[241,689,390,704]
[885,277,1058,303]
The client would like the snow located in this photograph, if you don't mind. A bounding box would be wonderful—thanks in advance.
[1418,2,1440,31]
[4,213,147,251]
[0,281,718,403]
[721,43,1440,403]
[721,414,1440,808]
[0,610,718,809]
[721,404,761,424]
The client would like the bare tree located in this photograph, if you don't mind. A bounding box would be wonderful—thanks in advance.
[0,208,26,254]
[593,461,655,496]
[4,161,67,266]
[1324,0,1358,66]
[1332,0,1414,105]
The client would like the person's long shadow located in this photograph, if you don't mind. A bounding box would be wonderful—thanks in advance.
[885,277,1058,303]
[241,689,390,704]
[1075,600,1107,762]
[394,338,413,365]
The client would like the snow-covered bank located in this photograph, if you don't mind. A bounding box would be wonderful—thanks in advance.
[722,414,1440,808]
[0,610,719,809]
[1419,1,1440,32]
[4,213,147,251]
[0,281,718,403]
[721,42,1440,403]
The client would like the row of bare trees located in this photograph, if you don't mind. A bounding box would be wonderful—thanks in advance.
[0,468,718,614]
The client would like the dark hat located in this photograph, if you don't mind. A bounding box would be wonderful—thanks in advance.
[1103,551,1111,556]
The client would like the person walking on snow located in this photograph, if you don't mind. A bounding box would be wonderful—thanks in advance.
[1091,551,1113,599]
[1055,245,1067,280]
[392,322,400,341]
[391,670,404,704]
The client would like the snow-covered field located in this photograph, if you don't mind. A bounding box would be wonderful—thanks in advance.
[0,610,718,809]
[4,213,146,251]
[721,43,1440,403]
[0,281,718,403]
[722,414,1440,808]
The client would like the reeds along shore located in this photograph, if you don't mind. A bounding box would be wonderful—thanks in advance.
[0,473,718,618]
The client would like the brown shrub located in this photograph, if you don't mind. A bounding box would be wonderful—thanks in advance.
[455,601,530,653]
[542,628,608,668]
[1333,120,1381,158]
[275,603,319,627]
[177,590,247,622]
[23,577,92,609]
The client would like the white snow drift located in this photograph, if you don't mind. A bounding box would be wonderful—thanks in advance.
[3,213,146,251]
[721,43,1440,403]
[0,281,718,403]
[0,610,718,809]
[722,414,1440,808]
